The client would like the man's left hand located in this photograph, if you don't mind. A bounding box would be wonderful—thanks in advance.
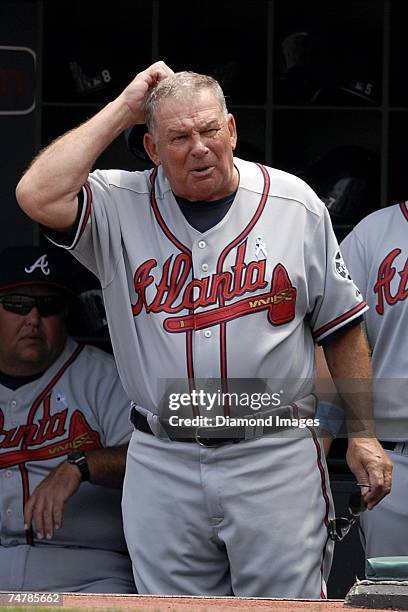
[346,437,393,509]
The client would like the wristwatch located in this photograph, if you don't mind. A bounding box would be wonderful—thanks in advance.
[67,450,90,482]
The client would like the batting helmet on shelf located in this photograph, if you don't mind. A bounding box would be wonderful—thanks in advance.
[124,124,153,165]
[298,146,380,223]
[277,27,378,106]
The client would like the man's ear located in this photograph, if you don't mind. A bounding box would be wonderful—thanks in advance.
[227,113,238,151]
[143,133,161,166]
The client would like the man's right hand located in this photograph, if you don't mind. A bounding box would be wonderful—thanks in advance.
[118,61,174,125]
[346,436,393,510]
[23,460,82,540]
[16,61,173,231]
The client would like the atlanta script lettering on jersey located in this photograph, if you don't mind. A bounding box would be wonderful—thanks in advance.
[0,398,102,469]
[374,248,408,315]
[131,240,297,329]
[0,406,67,449]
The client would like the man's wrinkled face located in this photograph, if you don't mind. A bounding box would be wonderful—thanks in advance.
[144,88,239,202]
[0,284,68,376]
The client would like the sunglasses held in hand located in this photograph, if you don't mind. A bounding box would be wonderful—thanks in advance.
[0,295,66,317]
[328,492,367,542]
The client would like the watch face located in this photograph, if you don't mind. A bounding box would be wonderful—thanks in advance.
[67,451,83,462]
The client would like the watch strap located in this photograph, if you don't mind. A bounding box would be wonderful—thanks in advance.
[67,451,90,482]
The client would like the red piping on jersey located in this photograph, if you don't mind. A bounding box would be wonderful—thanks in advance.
[186,332,196,403]
[25,344,85,426]
[149,168,192,257]
[43,393,51,419]
[20,343,85,545]
[306,421,331,600]
[312,300,368,340]
[19,465,34,544]
[216,163,271,398]
[400,200,408,222]
[149,168,197,407]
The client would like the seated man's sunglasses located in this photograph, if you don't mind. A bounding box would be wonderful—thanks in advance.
[0,294,66,317]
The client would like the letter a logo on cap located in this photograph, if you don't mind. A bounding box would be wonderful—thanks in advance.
[24,254,50,276]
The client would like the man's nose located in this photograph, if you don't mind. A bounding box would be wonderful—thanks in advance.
[191,134,209,156]
[25,306,41,324]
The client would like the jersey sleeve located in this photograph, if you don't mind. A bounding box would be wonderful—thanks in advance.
[44,170,122,289]
[340,228,369,298]
[41,189,85,247]
[307,206,368,343]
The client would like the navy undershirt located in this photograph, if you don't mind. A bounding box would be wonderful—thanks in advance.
[0,370,45,390]
[174,191,237,232]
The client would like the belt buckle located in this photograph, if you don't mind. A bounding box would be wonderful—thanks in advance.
[194,427,241,447]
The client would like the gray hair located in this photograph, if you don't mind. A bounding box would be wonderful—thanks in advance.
[144,71,228,134]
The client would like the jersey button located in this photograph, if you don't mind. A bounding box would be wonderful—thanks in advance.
[10,400,17,408]
[204,330,212,338]
[6,508,12,516]
[5,470,12,478]
[201,263,209,272]
[198,240,206,249]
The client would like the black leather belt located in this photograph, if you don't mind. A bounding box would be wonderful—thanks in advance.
[130,408,159,435]
[130,407,242,447]
[379,441,397,451]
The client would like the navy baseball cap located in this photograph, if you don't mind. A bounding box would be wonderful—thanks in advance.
[0,245,75,295]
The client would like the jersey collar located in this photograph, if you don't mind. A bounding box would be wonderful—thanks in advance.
[399,200,408,222]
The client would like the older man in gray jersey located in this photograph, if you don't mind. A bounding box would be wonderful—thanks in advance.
[16,62,392,599]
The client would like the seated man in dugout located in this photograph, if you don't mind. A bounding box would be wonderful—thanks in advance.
[0,245,135,593]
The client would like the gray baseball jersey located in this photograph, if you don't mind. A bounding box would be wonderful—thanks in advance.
[340,202,408,441]
[49,157,367,410]
[0,337,134,592]
[47,157,367,597]
[340,201,408,557]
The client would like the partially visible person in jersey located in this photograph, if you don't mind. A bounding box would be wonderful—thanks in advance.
[339,202,407,558]
[314,346,346,457]
[16,63,392,599]
[0,245,135,593]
